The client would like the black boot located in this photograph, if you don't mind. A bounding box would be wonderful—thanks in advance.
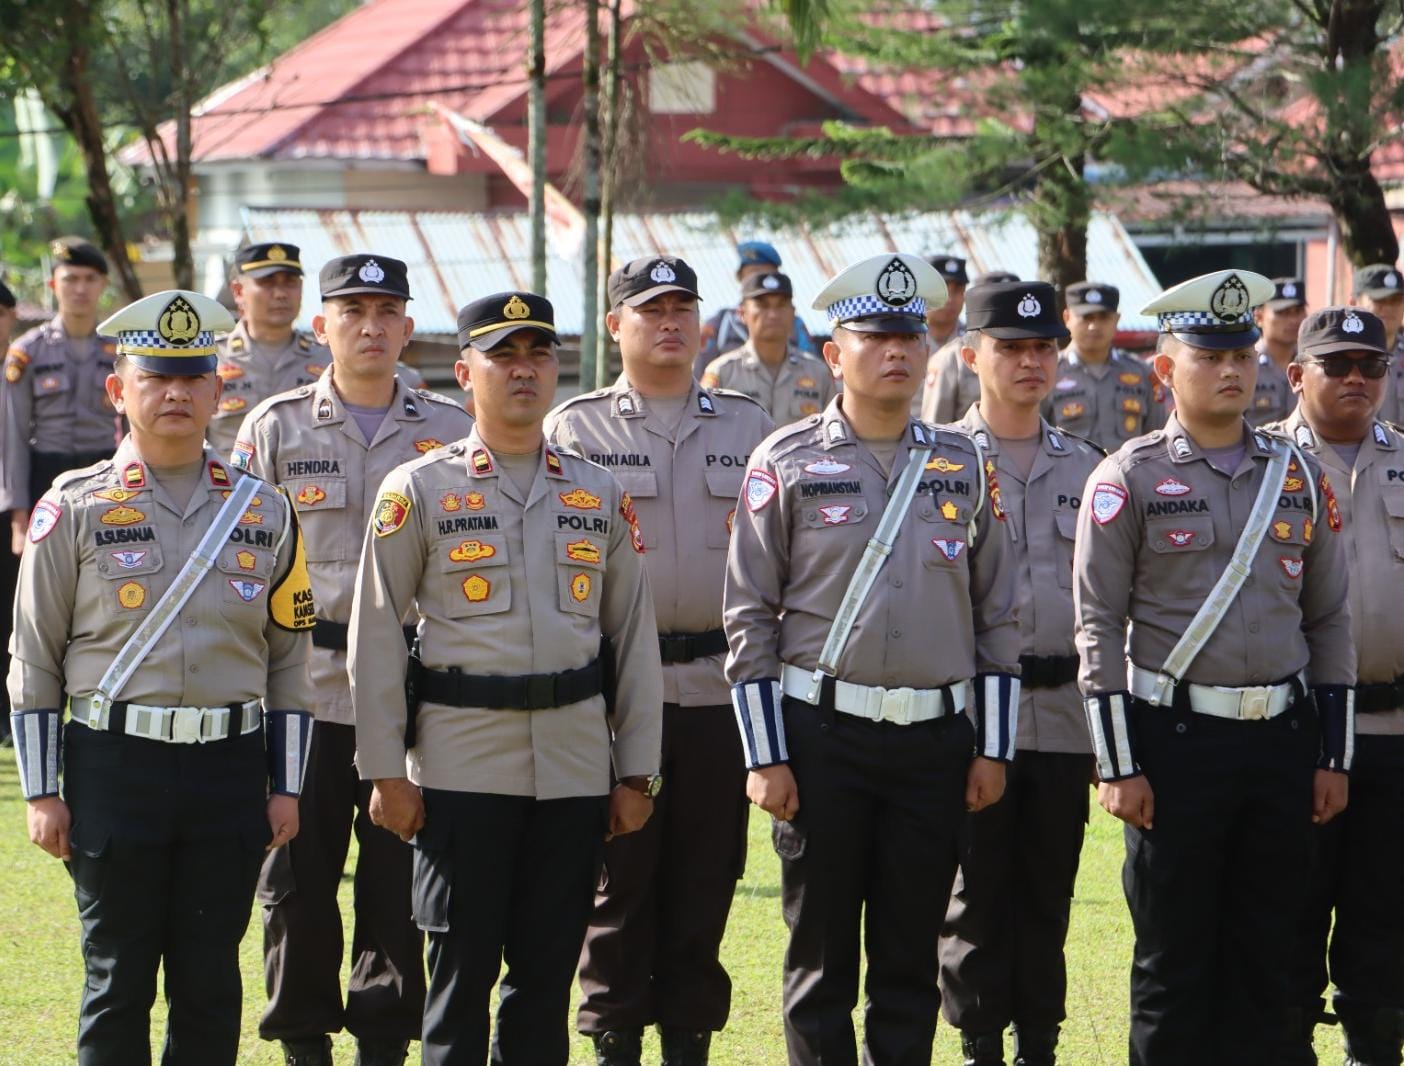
[354,1038,409,1066]
[592,1029,643,1066]
[1012,1023,1058,1066]
[1341,1005,1404,1066]
[961,1031,1006,1066]
[658,1026,711,1066]
[281,1037,334,1066]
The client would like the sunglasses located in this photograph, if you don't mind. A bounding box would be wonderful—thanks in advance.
[1304,355,1391,379]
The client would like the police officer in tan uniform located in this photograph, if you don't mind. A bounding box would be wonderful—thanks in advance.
[909,255,969,417]
[701,271,835,426]
[1351,264,1404,425]
[921,269,1019,424]
[349,291,662,1066]
[548,256,773,1066]
[1074,270,1355,1065]
[234,254,471,1066]
[9,289,315,1064]
[725,253,1021,1066]
[0,238,121,556]
[1269,307,1404,1066]
[0,279,16,748]
[939,281,1099,1066]
[1247,277,1307,428]
[1044,282,1165,451]
[212,244,426,458]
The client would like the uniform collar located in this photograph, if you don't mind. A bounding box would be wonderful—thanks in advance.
[817,398,933,452]
[310,369,426,428]
[1283,407,1396,458]
[739,339,804,369]
[607,375,718,421]
[1163,412,1275,465]
[44,315,112,349]
[958,403,1069,463]
[106,437,239,516]
[456,426,566,482]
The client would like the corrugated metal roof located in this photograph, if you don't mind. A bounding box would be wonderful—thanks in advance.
[241,206,1164,335]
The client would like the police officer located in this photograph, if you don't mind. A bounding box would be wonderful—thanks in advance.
[9,289,315,1064]
[700,270,835,425]
[0,278,16,351]
[0,237,121,558]
[725,253,1021,1066]
[1043,281,1165,451]
[213,243,426,458]
[548,256,774,1066]
[1350,264,1404,424]
[939,281,1099,1066]
[1270,307,1404,1066]
[1074,270,1355,1065]
[911,255,970,417]
[0,278,16,748]
[1247,277,1307,427]
[349,291,663,1066]
[921,269,1020,424]
[234,255,471,1066]
[696,241,816,372]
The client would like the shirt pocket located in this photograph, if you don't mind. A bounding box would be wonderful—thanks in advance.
[95,543,164,619]
[614,470,659,549]
[1053,506,1079,589]
[217,542,278,612]
[284,477,350,562]
[1145,515,1216,601]
[1383,491,1404,561]
[33,368,70,402]
[439,532,511,618]
[557,529,606,617]
[703,467,744,549]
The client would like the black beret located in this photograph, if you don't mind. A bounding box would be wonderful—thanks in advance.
[457,291,558,351]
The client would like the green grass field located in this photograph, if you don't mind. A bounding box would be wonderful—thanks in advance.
[0,759,1350,1064]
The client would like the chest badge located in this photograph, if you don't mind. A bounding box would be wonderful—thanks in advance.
[101,505,145,526]
[932,537,965,560]
[229,579,265,602]
[296,485,326,506]
[818,504,852,525]
[560,488,602,510]
[117,581,146,609]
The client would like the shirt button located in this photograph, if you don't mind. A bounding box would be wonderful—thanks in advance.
[185,617,197,626]
[892,578,903,588]
[891,628,902,638]
[1248,623,1260,633]
[189,664,200,673]
[1233,481,1244,490]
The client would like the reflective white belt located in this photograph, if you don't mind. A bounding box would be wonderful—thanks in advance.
[77,696,262,744]
[1129,664,1300,722]
[782,663,967,726]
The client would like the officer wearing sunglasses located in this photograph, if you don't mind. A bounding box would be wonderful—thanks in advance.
[1267,305,1404,1065]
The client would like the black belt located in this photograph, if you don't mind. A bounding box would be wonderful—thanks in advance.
[312,619,416,652]
[1019,654,1079,690]
[1356,679,1404,714]
[658,629,728,664]
[416,658,603,711]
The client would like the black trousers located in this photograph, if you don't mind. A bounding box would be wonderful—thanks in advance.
[257,721,424,1042]
[939,749,1093,1034]
[63,722,269,1066]
[578,704,748,1034]
[415,787,607,1066]
[0,543,16,730]
[1124,698,1318,1066]
[1290,732,1404,1019]
[775,698,973,1066]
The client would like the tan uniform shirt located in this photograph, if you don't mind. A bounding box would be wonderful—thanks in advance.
[546,378,774,708]
[0,319,122,510]
[955,405,1099,753]
[725,400,1021,694]
[1273,410,1404,735]
[349,427,662,799]
[7,436,311,715]
[1043,348,1167,451]
[920,333,981,424]
[1247,347,1295,428]
[700,342,836,426]
[1074,413,1354,698]
[233,370,473,725]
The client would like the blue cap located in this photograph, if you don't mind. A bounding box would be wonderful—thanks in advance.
[737,241,782,269]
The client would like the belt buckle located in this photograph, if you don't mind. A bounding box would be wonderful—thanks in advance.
[880,687,916,726]
[1238,688,1271,721]
[169,707,203,744]
[522,675,555,710]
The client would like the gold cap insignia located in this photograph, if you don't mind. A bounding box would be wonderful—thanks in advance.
[157,295,202,345]
[503,295,531,320]
[51,240,68,258]
[268,245,287,261]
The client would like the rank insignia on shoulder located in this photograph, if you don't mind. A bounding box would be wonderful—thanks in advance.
[1172,437,1192,459]
[1376,423,1390,446]
[316,399,333,421]
[698,393,715,414]
[27,500,61,543]
[545,449,563,475]
[1048,432,1064,452]
[298,335,312,352]
[560,488,602,510]
[228,336,246,352]
[472,449,493,475]
[123,463,146,489]
[373,492,412,537]
[617,394,636,415]
[208,462,231,487]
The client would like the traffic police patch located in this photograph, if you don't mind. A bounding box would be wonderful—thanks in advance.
[746,469,778,512]
[1280,557,1304,579]
[110,550,147,569]
[373,492,412,537]
[932,537,965,560]
[818,505,852,525]
[229,579,265,602]
[27,501,61,543]
[1165,529,1197,548]
[1092,483,1128,524]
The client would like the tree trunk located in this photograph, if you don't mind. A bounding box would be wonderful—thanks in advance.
[528,0,547,294]
[597,0,621,369]
[1325,154,1399,266]
[169,0,195,290]
[580,0,602,389]
[56,33,142,300]
[1032,147,1089,300]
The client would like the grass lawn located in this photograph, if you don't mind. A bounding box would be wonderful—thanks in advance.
[0,759,1349,1064]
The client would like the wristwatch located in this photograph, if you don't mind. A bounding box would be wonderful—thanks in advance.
[620,774,663,797]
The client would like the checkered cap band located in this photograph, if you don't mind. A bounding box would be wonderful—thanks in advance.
[827,293,925,326]
[115,329,217,356]
[1157,310,1253,332]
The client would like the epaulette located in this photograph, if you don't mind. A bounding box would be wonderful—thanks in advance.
[414,387,468,410]
[52,458,116,495]
[1120,430,1168,469]
[1054,428,1107,458]
[224,334,247,353]
[764,415,826,461]
[1386,420,1404,437]
[296,333,312,352]
[707,386,769,414]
